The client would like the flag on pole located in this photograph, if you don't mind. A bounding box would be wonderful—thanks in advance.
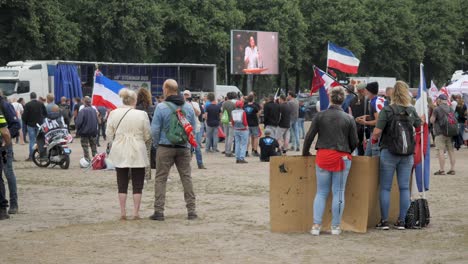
[428,80,439,103]
[414,63,430,192]
[311,66,340,111]
[327,42,360,74]
[92,70,125,110]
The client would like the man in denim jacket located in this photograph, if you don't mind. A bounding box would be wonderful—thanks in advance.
[150,79,197,221]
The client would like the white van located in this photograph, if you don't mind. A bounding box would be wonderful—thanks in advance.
[215,85,243,99]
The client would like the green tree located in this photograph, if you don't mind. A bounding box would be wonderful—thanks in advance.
[69,0,165,62]
[414,0,463,85]
[360,0,424,85]
[0,0,80,64]
[160,0,245,84]
[300,0,371,86]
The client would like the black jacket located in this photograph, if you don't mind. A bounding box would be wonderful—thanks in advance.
[303,105,359,154]
[278,103,291,128]
[22,99,47,127]
[263,101,280,127]
[75,106,99,137]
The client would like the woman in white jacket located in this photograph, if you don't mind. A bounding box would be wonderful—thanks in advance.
[106,88,151,220]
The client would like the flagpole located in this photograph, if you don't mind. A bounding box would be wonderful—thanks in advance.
[326,41,329,74]
[317,64,358,97]
[420,63,426,199]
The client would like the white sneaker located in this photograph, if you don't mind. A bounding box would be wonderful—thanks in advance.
[331,226,342,235]
[310,225,321,236]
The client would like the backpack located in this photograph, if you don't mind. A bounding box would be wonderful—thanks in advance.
[441,108,458,137]
[232,109,246,130]
[163,102,188,145]
[384,105,415,156]
[405,198,430,229]
[0,98,21,138]
[221,109,229,124]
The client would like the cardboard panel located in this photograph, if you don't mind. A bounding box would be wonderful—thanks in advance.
[270,155,400,233]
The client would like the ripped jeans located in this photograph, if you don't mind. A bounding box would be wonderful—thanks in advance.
[313,158,352,226]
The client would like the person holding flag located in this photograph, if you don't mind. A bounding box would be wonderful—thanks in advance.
[371,81,422,230]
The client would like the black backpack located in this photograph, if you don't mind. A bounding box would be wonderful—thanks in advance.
[384,105,415,156]
[405,198,430,229]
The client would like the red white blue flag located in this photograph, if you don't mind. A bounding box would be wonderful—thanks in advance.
[92,70,125,110]
[327,42,360,74]
[414,63,430,192]
[311,66,340,111]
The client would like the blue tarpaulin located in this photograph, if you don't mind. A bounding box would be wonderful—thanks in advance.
[54,64,83,105]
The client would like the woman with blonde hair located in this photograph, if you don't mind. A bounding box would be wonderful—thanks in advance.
[303,86,359,236]
[106,88,151,220]
[136,88,155,181]
[372,81,422,230]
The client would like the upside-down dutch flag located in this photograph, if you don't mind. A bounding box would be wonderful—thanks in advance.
[414,63,430,192]
[311,66,340,111]
[92,70,125,110]
[327,42,360,74]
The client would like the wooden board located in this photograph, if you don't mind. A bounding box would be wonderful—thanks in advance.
[270,155,400,233]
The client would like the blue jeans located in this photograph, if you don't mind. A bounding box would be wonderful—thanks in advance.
[234,130,249,160]
[194,131,203,166]
[27,126,39,158]
[297,118,305,139]
[314,158,352,226]
[0,169,7,208]
[454,123,465,149]
[2,144,17,206]
[205,126,218,152]
[289,120,300,149]
[379,149,413,222]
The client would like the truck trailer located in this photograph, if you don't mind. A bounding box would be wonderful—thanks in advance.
[0,60,216,102]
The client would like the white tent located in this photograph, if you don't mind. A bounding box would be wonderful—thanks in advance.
[446,74,468,94]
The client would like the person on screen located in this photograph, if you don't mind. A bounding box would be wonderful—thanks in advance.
[244,36,260,69]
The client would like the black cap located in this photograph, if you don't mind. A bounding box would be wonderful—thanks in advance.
[366,82,379,95]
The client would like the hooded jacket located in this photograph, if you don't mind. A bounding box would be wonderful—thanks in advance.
[151,95,196,148]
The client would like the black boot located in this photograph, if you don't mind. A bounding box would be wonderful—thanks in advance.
[0,208,9,220]
[8,204,18,214]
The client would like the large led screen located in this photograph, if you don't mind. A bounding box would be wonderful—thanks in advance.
[231,30,279,75]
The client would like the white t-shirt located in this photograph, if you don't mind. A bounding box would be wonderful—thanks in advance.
[79,105,98,112]
[244,46,259,69]
[451,100,458,111]
[190,101,201,133]
[12,102,23,119]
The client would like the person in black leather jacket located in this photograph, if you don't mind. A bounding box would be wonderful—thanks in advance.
[302,86,358,236]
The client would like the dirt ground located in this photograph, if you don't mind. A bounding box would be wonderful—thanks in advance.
[1,122,468,264]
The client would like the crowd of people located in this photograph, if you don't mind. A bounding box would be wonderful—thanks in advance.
[303,81,467,235]
[1,78,467,234]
